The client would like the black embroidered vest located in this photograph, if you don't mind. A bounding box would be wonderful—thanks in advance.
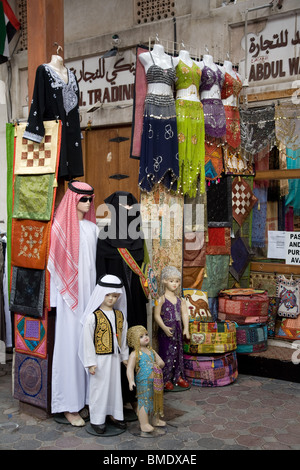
[93,309,124,355]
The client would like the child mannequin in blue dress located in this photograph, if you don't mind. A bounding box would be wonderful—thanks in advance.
[127,325,166,433]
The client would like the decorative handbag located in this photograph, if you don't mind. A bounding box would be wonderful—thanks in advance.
[183,351,238,387]
[183,320,237,354]
[218,288,269,324]
[236,323,268,354]
[276,275,300,319]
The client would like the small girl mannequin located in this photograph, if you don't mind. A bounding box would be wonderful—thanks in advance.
[127,325,166,433]
[154,266,190,391]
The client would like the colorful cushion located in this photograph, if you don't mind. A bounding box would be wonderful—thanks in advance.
[183,351,238,387]
[183,320,237,354]
[218,288,269,325]
[15,312,47,359]
[236,323,268,354]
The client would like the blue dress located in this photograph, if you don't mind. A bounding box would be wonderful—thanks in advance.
[139,52,179,192]
[135,350,156,414]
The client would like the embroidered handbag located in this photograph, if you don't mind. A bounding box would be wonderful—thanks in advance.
[236,323,268,354]
[183,320,237,354]
[276,275,300,319]
[183,351,238,387]
[218,288,269,324]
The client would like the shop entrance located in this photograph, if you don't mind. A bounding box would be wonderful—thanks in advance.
[82,125,140,217]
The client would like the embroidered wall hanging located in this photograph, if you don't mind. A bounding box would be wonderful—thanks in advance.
[14,121,61,175]
[275,101,300,151]
[206,227,231,255]
[223,146,255,176]
[11,219,51,269]
[182,266,205,290]
[12,173,55,221]
[183,232,206,267]
[206,176,232,227]
[15,312,47,359]
[204,138,224,181]
[251,187,267,248]
[14,352,48,409]
[201,255,230,298]
[232,176,258,226]
[9,266,45,318]
[276,275,300,319]
[240,105,275,156]
[183,288,212,322]
[230,235,251,282]
[250,272,277,297]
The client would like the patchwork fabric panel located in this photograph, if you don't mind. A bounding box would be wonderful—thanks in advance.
[276,316,300,340]
[232,177,258,226]
[11,219,51,269]
[205,138,224,181]
[15,313,47,358]
[230,235,251,282]
[14,121,61,175]
[14,352,48,409]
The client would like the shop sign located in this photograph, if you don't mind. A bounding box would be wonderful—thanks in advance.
[245,14,300,85]
[67,49,136,108]
[285,232,300,265]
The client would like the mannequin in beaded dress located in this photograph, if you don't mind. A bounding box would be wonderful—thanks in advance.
[174,50,205,197]
[138,44,179,192]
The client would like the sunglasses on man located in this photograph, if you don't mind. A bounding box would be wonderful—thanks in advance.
[79,196,93,203]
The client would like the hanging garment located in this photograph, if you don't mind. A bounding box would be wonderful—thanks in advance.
[275,101,300,151]
[139,53,179,192]
[23,64,84,180]
[240,105,276,157]
[221,72,243,149]
[175,60,205,196]
[199,65,225,138]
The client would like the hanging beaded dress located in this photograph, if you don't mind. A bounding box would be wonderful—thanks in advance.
[199,65,225,138]
[175,60,205,197]
[139,52,179,192]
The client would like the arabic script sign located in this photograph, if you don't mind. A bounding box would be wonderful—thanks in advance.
[68,49,136,107]
[245,15,300,84]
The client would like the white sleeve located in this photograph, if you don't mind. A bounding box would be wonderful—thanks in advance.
[83,314,97,368]
[120,315,129,362]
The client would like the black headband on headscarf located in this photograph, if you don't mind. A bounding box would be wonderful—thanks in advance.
[68,180,94,195]
[97,274,124,288]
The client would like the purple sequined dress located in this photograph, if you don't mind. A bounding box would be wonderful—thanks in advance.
[199,65,226,138]
[158,297,186,384]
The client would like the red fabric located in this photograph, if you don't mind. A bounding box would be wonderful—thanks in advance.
[130,46,148,158]
[48,182,96,312]
[206,227,231,255]
[221,72,242,100]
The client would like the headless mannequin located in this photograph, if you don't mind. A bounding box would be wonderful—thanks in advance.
[139,44,173,96]
[47,54,68,84]
[221,60,242,107]
[198,54,223,100]
[175,50,201,103]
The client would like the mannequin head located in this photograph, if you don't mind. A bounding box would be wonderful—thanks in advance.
[77,195,94,220]
[160,266,181,294]
[100,292,121,310]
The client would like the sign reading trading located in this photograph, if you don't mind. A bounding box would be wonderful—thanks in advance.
[68,49,136,107]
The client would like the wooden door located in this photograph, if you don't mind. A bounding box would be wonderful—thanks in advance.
[82,126,140,218]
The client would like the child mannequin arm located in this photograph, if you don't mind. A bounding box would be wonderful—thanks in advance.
[154,351,165,369]
[126,351,136,391]
[154,296,173,337]
[181,298,190,339]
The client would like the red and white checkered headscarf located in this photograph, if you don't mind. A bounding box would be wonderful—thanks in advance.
[48,181,96,312]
